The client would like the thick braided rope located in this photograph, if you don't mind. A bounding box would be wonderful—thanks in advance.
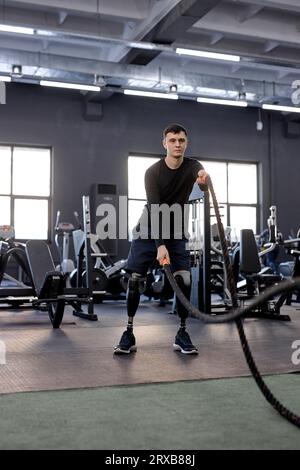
[207,175,300,428]
[163,176,300,427]
[164,269,300,323]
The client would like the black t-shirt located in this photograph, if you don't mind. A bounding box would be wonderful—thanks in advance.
[133,157,206,246]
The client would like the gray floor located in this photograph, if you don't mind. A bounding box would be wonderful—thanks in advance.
[0,299,300,448]
[0,301,300,393]
[0,375,299,450]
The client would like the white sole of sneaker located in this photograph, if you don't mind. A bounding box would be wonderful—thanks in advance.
[113,345,137,354]
[173,344,198,355]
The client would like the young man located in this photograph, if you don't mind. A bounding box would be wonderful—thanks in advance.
[114,123,209,355]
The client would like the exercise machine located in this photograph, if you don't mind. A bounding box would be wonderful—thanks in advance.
[0,225,31,287]
[70,196,127,301]
[25,239,95,327]
[54,211,78,277]
[186,198,293,320]
[277,227,300,306]
[0,197,97,325]
[235,228,289,320]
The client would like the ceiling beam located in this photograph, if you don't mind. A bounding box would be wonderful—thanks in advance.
[0,5,124,38]
[191,4,300,46]
[121,0,222,65]
[238,5,264,23]
[277,69,290,79]
[58,12,68,26]
[263,40,280,53]
[209,32,224,45]
[4,0,150,20]
[0,46,299,90]
[172,29,300,68]
[237,0,300,14]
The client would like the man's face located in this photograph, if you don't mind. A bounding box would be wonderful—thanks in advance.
[163,131,188,159]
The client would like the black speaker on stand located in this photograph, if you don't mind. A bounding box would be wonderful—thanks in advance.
[90,184,118,256]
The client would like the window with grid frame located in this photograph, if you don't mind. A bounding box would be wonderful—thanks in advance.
[128,155,258,241]
[202,160,258,241]
[127,155,159,240]
[0,145,52,240]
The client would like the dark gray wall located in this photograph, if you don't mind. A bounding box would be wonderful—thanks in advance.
[0,83,299,259]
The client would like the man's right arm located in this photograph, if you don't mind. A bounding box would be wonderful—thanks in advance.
[145,167,170,264]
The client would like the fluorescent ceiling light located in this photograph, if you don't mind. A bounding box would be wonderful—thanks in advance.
[36,29,57,37]
[197,97,248,107]
[262,104,300,113]
[40,80,101,92]
[0,75,11,82]
[124,89,178,100]
[129,41,157,50]
[176,48,240,62]
[0,24,34,35]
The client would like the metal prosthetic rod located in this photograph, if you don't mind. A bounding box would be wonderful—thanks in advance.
[126,273,144,317]
[174,270,191,320]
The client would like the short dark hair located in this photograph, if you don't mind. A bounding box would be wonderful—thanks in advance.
[163,123,188,138]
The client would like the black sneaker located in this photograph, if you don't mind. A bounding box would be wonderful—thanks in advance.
[173,328,198,355]
[114,329,137,354]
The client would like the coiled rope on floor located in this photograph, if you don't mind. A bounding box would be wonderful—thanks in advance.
[162,176,300,428]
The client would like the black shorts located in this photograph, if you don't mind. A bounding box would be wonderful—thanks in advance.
[126,238,190,276]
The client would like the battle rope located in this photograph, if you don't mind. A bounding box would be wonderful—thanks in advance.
[162,175,300,428]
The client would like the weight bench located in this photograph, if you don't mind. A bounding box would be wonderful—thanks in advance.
[26,240,97,328]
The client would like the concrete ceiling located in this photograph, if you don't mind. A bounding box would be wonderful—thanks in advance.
[0,0,300,105]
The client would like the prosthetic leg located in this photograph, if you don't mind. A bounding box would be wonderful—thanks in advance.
[114,273,144,354]
[173,270,198,354]
[127,273,144,322]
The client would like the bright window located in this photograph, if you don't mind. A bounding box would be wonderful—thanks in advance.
[128,156,159,239]
[230,206,257,238]
[0,145,51,239]
[228,163,257,204]
[13,147,51,197]
[0,196,11,225]
[14,199,49,240]
[0,146,11,195]
[202,160,258,240]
